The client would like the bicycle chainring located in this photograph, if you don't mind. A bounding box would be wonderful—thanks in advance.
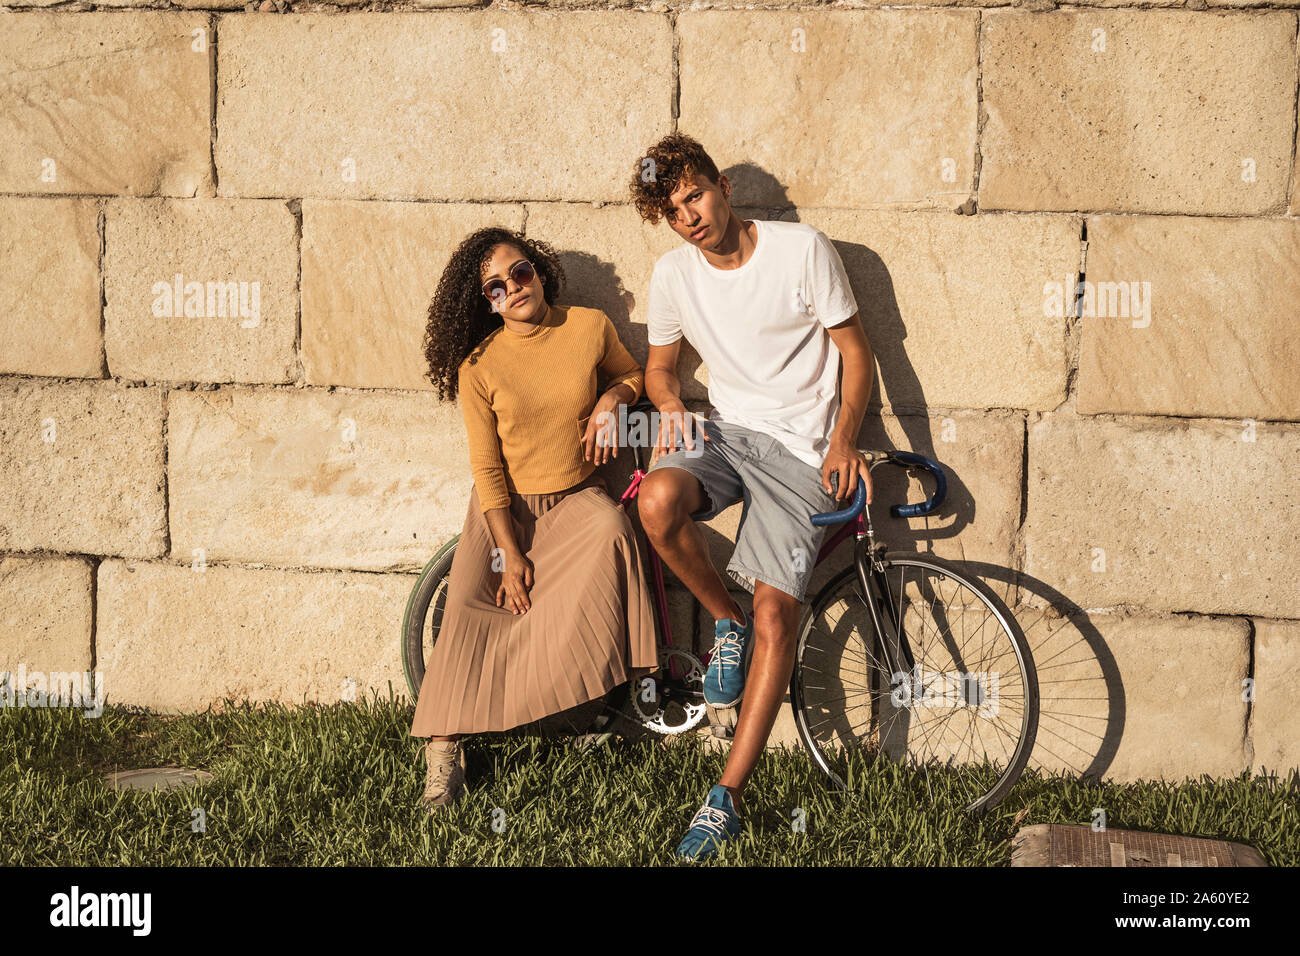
[629,646,707,735]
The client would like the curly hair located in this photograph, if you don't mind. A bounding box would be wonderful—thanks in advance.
[421,227,566,402]
[629,131,723,225]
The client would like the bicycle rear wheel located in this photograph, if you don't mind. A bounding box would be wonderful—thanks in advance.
[791,553,1038,813]
[401,536,458,700]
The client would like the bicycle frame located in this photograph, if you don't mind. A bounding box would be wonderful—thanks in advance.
[810,463,917,682]
[840,476,917,682]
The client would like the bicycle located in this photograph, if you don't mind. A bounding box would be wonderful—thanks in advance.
[403,398,1038,813]
[796,447,1039,814]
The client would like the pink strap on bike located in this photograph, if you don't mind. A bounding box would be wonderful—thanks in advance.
[620,469,646,503]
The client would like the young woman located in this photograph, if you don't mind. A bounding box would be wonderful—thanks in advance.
[410,227,660,808]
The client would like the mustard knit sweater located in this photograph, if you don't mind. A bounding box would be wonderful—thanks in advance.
[457,303,645,513]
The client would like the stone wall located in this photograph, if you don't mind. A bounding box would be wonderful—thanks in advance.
[1,3,1297,785]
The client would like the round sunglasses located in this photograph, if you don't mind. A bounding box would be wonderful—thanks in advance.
[481,259,536,307]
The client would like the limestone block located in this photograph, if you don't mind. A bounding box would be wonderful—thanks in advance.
[0,555,94,676]
[216,12,673,201]
[1249,618,1300,775]
[790,208,1079,412]
[0,380,166,557]
[0,198,102,379]
[1080,215,1300,421]
[95,558,413,712]
[104,198,298,384]
[811,408,1025,599]
[1025,412,1300,617]
[0,12,213,196]
[981,11,1296,214]
[1018,608,1249,782]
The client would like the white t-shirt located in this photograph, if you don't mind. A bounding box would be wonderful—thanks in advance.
[646,218,859,471]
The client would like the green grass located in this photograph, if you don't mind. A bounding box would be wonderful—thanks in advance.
[2,692,1295,866]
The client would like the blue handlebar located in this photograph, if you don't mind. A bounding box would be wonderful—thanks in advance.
[810,475,868,526]
[889,451,947,519]
[809,452,948,526]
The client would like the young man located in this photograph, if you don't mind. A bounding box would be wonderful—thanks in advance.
[630,133,876,860]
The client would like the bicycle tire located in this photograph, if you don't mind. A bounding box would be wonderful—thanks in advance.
[791,553,1039,814]
[401,535,459,701]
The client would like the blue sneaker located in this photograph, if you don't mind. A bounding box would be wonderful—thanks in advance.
[675,784,743,861]
[704,613,752,707]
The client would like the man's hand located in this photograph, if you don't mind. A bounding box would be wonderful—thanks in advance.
[821,437,874,506]
[650,398,711,468]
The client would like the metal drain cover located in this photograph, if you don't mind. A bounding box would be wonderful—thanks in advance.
[1012,824,1267,867]
[105,768,214,792]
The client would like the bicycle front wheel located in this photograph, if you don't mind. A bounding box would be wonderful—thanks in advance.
[791,553,1038,814]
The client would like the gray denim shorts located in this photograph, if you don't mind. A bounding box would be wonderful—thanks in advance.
[646,416,840,603]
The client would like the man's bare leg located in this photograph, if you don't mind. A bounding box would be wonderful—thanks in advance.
[716,581,803,808]
[640,469,810,817]
[637,467,747,626]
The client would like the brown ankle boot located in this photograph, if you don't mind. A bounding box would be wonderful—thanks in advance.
[421,738,467,809]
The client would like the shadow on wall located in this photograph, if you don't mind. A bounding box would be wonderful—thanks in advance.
[549,249,708,398]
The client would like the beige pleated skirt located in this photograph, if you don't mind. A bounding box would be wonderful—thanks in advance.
[409,471,660,738]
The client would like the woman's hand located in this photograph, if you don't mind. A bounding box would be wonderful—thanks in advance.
[582,388,627,466]
[495,550,534,614]
[649,398,710,468]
